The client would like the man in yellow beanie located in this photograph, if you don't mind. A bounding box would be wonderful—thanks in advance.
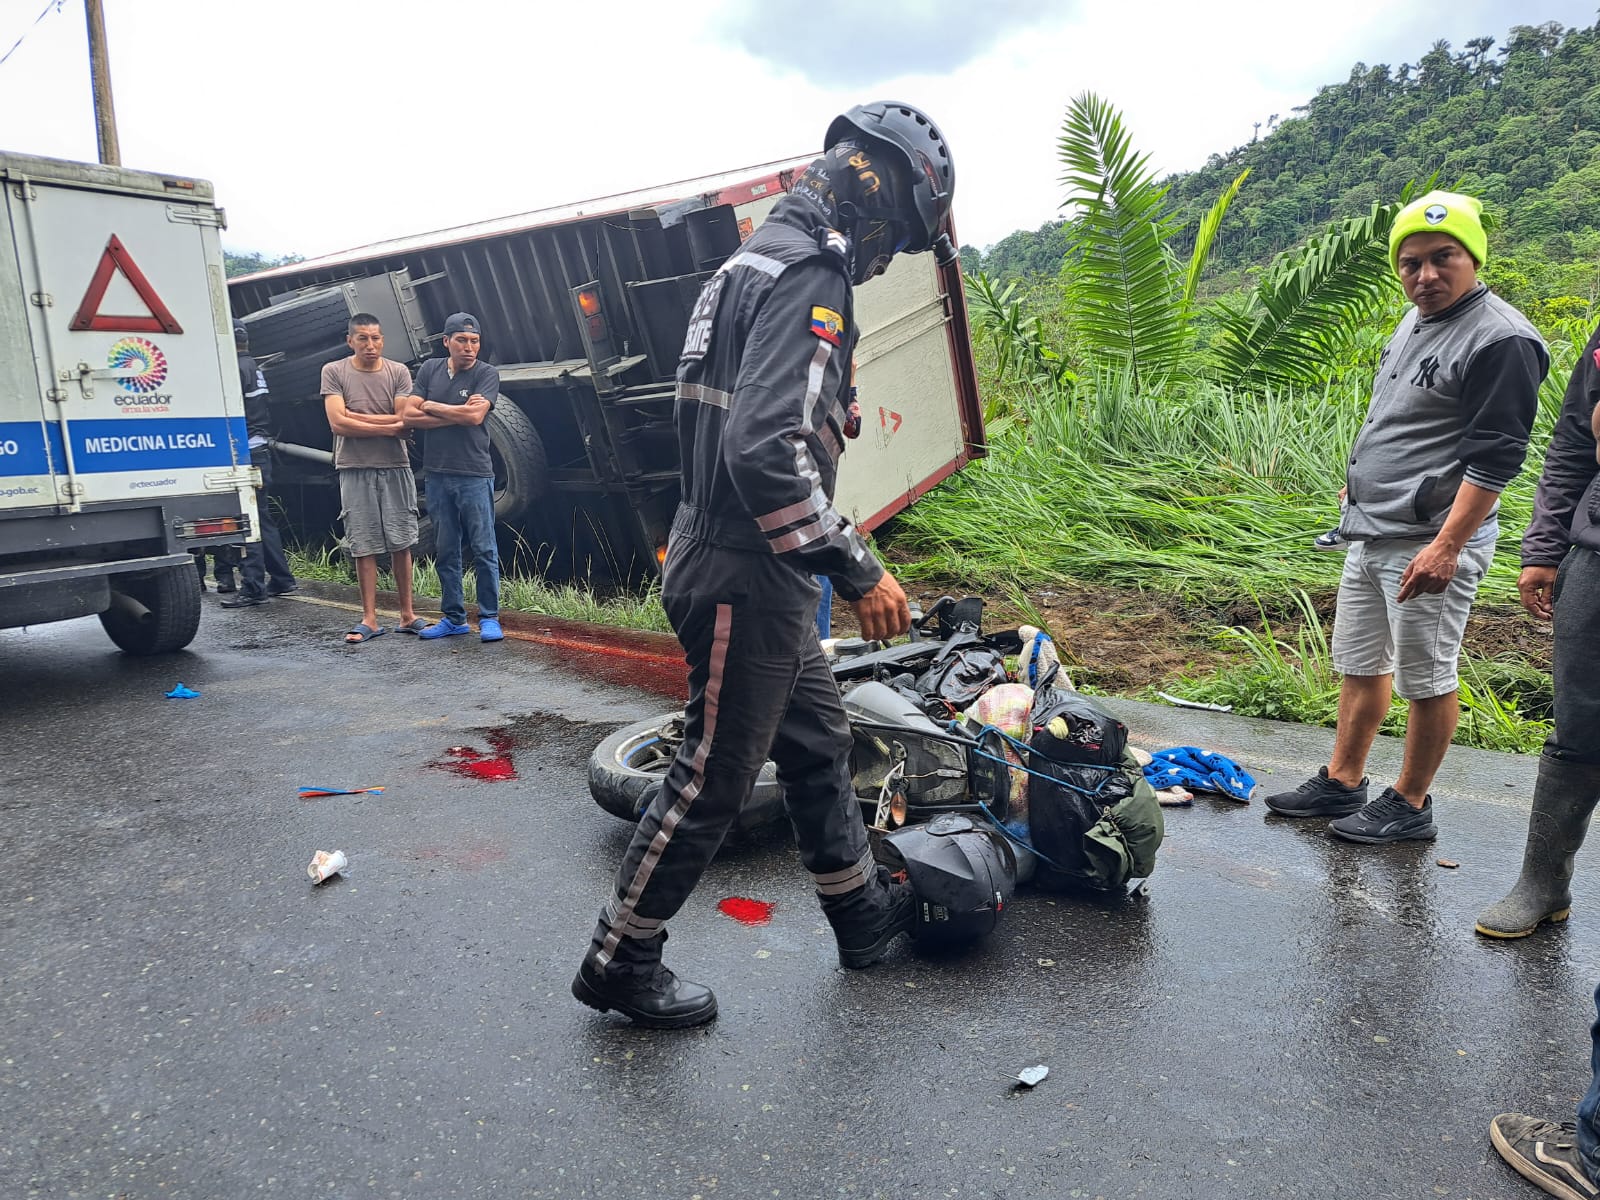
[1265,189,1549,844]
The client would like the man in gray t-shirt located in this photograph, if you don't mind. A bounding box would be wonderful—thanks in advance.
[321,313,422,644]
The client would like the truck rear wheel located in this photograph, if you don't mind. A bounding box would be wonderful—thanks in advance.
[487,402,547,523]
[99,563,202,655]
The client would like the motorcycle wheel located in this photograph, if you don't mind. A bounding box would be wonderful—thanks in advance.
[588,714,787,830]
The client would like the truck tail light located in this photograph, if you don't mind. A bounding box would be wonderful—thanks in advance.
[178,515,251,539]
[571,281,620,377]
[577,285,608,341]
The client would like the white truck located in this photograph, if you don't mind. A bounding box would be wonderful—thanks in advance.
[1,151,258,653]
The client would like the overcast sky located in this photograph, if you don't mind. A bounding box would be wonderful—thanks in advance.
[1,1,1594,259]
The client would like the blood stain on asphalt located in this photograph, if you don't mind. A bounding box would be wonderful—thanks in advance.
[428,729,518,781]
[717,897,775,925]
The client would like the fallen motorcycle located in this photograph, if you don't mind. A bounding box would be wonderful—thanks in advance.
[586,598,1163,896]
[587,597,1016,832]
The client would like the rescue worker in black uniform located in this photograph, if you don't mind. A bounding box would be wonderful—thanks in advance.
[573,101,958,1029]
[220,322,297,607]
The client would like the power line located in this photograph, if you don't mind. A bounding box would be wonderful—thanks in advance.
[0,0,65,70]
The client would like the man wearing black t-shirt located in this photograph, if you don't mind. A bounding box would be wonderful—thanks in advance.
[402,312,503,642]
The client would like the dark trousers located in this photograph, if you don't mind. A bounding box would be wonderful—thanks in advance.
[192,545,239,585]
[588,534,874,971]
[239,448,296,601]
[1552,552,1600,1178]
[1548,548,1600,766]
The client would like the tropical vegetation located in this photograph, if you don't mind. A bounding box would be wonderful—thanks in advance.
[889,17,1600,750]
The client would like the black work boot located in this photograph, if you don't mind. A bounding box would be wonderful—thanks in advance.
[1476,758,1600,938]
[571,932,717,1030]
[821,866,916,969]
[1263,766,1368,817]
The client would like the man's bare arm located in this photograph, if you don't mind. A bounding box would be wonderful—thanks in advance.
[399,392,452,430]
[324,394,405,437]
[417,396,491,427]
[1397,480,1500,602]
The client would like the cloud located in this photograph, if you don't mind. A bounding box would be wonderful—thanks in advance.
[711,0,1068,86]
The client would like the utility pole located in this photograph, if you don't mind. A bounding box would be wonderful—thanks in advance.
[84,0,120,166]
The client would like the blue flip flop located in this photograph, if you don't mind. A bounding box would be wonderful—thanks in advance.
[345,622,387,645]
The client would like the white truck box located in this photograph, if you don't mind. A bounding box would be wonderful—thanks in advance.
[0,151,257,653]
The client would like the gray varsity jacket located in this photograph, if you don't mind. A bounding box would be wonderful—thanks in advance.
[1342,285,1548,542]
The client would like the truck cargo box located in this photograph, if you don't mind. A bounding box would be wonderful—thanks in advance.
[229,156,983,578]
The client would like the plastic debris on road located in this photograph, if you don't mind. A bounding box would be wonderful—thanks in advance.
[307,849,348,884]
[1015,1065,1049,1088]
[1437,858,1460,869]
[165,683,200,699]
[298,786,386,798]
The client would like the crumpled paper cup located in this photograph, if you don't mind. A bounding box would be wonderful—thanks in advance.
[307,849,348,884]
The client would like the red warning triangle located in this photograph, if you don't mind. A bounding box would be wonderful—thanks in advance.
[68,234,183,334]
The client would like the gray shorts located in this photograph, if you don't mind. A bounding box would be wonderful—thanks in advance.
[1330,537,1495,700]
[338,466,418,558]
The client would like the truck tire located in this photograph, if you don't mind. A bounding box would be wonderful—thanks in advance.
[99,563,202,655]
[487,402,546,523]
[589,715,785,830]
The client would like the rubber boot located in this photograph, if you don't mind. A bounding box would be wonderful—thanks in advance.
[820,866,915,969]
[571,931,717,1029]
[1475,758,1600,939]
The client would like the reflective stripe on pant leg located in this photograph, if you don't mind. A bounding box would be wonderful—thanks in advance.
[812,847,876,896]
[768,634,874,895]
[595,602,733,967]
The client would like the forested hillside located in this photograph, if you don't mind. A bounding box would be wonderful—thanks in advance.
[983,17,1600,307]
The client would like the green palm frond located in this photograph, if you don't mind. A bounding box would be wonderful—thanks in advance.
[1057,93,1187,389]
[1210,197,1406,388]
[964,271,1069,393]
[1181,168,1250,317]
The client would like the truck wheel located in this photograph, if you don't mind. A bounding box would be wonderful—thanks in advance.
[487,403,546,523]
[588,715,785,829]
[413,512,438,562]
[99,563,202,655]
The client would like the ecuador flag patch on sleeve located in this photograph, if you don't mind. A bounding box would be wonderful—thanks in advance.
[809,306,844,346]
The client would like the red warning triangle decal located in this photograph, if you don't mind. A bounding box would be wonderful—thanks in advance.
[68,234,184,334]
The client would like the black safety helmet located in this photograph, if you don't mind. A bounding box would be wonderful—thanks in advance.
[825,101,957,266]
[880,813,1015,944]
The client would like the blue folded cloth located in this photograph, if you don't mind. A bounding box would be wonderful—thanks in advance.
[1143,746,1256,802]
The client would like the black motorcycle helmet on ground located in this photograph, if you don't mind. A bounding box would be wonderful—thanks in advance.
[789,100,957,286]
[879,813,1015,944]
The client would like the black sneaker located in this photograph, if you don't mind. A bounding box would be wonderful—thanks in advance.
[1328,786,1437,844]
[267,582,299,596]
[1490,1113,1600,1199]
[1263,767,1368,818]
[220,593,267,609]
[1313,529,1349,551]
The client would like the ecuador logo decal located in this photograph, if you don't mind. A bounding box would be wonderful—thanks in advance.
[809,306,843,346]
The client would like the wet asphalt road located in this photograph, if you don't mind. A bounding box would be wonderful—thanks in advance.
[1,595,1594,1200]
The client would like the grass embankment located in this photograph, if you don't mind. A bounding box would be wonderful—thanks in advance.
[286,544,671,633]
[888,360,1573,754]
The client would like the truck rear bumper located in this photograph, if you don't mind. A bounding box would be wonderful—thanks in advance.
[0,552,191,590]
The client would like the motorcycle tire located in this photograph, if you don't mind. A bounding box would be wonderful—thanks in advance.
[588,714,786,831]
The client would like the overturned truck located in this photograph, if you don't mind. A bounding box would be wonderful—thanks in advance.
[226,157,984,578]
